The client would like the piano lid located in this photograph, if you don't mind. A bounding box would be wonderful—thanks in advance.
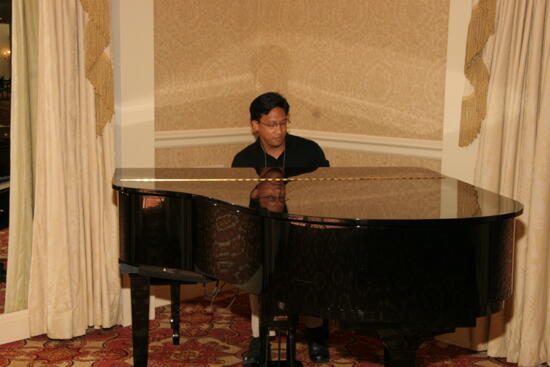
[113,167,523,225]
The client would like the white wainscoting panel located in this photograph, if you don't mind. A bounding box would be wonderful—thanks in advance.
[156,128,442,160]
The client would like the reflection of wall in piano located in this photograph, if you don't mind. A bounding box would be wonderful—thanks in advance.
[154,0,449,168]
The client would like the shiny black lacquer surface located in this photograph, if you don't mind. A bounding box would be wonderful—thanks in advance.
[270,217,515,326]
[119,192,188,270]
[114,167,522,367]
[114,167,521,224]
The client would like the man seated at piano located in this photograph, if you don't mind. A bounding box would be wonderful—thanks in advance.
[232,92,330,364]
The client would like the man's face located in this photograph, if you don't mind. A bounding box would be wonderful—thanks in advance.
[252,107,288,150]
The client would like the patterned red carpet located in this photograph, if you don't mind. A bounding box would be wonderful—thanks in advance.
[0,290,520,367]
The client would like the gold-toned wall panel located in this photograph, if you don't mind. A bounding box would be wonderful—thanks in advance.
[324,148,441,171]
[156,145,440,171]
[155,0,258,131]
[155,0,449,140]
[156,145,246,168]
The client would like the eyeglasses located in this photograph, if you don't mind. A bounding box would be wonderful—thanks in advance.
[258,195,288,204]
[260,120,291,129]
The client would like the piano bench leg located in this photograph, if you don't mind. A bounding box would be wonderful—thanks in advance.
[286,315,298,367]
[170,283,181,345]
[259,316,303,367]
[259,323,270,366]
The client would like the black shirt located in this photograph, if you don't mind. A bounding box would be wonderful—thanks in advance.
[231,134,329,168]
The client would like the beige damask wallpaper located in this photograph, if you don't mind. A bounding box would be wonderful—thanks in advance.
[154,0,449,167]
[156,145,441,171]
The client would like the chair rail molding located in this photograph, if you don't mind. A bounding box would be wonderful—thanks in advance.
[156,128,443,160]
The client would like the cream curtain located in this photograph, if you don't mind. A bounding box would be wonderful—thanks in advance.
[471,1,550,366]
[5,0,39,313]
[26,0,120,338]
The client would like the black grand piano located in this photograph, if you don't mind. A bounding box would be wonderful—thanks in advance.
[113,167,523,367]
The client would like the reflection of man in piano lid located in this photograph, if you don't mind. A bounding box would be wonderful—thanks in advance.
[249,167,288,214]
[244,167,330,365]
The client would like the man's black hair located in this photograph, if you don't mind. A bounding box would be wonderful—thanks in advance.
[249,92,290,122]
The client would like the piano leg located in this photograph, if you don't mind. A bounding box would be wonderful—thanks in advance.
[377,329,423,367]
[130,274,151,367]
[170,283,181,345]
[383,345,418,367]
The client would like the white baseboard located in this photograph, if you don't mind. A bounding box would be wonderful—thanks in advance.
[155,128,442,160]
[0,309,30,345]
